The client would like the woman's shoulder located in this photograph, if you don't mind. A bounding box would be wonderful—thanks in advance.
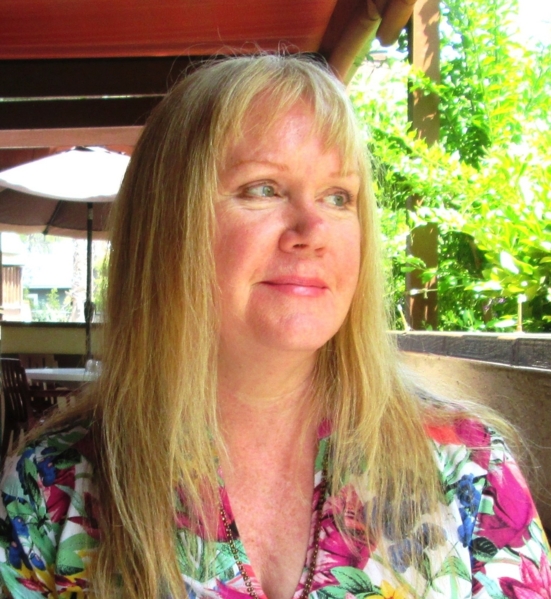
[425,417,490,446]
[6,418,95,473]
[425,417,506,468]
[0,420,100,596]
[1,418,97,512]
[424,417,516,504]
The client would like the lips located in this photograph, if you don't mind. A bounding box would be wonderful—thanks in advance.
[261,276,328,297]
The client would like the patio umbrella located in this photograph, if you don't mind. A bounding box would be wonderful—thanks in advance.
[0,146,130,359]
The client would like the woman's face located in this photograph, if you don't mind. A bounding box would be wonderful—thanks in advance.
[215,102,361,359]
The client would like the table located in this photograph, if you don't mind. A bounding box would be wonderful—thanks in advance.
[25,368,95,386]
[25,368,97,410]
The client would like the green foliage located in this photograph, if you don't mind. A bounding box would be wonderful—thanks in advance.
[46,287,62,313]
[31,288,71,323]
[351,0,551,331]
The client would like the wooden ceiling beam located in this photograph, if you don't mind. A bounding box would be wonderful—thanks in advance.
[0,127,142,149]
[0,56,205,98]
[0,97,160,129]
[378,0,418,46]
[323,0,417,82]
[327,0,382,82]
[0,52,324,132]
[319,0,362,58]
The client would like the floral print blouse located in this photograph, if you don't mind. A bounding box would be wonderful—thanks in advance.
[0,418,549,599]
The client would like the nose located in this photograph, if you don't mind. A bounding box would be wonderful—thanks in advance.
[278,201,327,256]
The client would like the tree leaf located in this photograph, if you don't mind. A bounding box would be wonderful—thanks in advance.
[499,251,520,274]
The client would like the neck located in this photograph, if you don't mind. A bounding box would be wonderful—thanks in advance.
[217,346,320,454]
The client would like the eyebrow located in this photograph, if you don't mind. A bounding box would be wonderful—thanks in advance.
[227,159,289,172]
[226,159,360,179]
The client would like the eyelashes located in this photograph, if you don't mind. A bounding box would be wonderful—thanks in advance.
[324,192,351,208]
[242,183,278,198]
[239,181,354,209]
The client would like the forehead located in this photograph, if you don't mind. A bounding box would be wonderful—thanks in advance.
[221,102,346,170]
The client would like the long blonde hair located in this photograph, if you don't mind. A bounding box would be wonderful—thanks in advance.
[32,55,490,598]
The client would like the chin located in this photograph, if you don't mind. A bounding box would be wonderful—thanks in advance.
[255,318,340,354]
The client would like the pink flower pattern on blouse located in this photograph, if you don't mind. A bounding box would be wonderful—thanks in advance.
[0,419,549,599]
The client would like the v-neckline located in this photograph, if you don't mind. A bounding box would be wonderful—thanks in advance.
[217,432,331,598]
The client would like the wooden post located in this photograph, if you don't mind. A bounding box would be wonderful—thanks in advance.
[405,0,440,329]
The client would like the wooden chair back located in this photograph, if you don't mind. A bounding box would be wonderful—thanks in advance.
[0,358,35,461]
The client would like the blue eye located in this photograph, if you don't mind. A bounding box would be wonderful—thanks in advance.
[325,192,349,207]
[245,184,277,198]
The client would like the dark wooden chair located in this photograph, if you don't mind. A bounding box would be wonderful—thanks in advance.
[0,358,68,462]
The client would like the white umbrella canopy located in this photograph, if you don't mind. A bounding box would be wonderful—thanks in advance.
[0,146,129,201]
[0,146,130,358]
[0,146,130,239]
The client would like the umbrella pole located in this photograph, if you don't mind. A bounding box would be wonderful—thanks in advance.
[85,203,93,361]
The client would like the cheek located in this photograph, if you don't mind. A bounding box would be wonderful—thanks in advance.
[214,217,265,293]
[214,207,284,282]
[215,210,243,272]
[337,228,362,298]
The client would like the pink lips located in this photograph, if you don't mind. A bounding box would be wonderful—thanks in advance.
[261,277,328,297]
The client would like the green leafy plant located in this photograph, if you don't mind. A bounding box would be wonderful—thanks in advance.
[32,288,71,322]
[350,0,551,331]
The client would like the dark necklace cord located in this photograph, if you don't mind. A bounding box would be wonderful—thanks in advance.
[219,447,329,599]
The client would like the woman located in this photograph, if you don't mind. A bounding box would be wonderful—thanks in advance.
[0,55,549,599]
